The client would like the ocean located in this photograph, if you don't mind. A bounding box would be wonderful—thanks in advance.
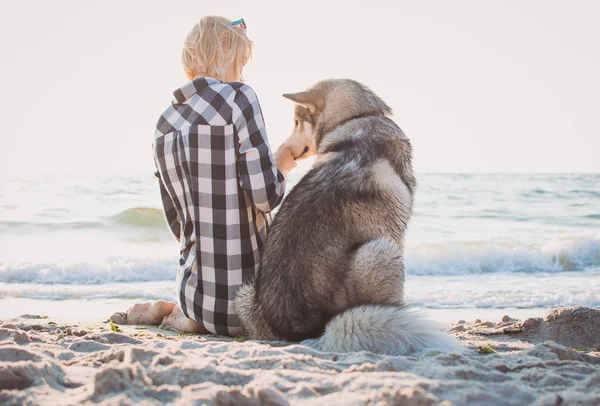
[1,171,599,321]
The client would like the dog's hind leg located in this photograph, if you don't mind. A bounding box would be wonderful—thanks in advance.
[347,238,405,306]
[303,238,463,355]
[234,283,277,340]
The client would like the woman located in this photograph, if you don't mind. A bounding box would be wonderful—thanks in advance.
[112,16,296,335]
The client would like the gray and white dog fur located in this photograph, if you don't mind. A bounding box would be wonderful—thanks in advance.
[234,79,461,355]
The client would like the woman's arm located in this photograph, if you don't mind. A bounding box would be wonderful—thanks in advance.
[233,84,287,213]
[154,165,181,242]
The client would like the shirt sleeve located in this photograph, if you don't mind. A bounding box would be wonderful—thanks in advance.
[154,164,181,242]
[233,84,286,213]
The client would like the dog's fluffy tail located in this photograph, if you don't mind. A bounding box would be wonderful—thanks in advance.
[301,305,462,355]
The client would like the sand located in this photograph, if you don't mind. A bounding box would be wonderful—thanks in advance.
[1,306,599,406]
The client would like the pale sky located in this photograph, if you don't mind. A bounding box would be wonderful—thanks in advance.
[1,0,598,178]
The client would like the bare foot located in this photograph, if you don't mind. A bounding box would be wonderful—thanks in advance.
[110,300,177,325]
[160,305,209,333]
[110,312,127,324]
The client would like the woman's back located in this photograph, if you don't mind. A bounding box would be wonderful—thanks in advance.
[153,77,285,335]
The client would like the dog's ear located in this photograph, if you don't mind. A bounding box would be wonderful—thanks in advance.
[283,91,319,115]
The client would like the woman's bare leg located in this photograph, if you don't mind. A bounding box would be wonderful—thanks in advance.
[160,305,209,333]
[110,300,177,325]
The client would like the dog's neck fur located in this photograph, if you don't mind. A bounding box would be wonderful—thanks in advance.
[316,112,386,153]
[335,112,386,132]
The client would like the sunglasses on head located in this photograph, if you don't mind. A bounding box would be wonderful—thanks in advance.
[229,18,247,30]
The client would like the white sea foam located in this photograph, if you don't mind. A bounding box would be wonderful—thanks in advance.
[405,268,600,309]
[0,240,598,310]
[0,238,598,286]
[0,281,175,301]
[1,269,598,310]
[0,257,178,284]
[405,238,600,275]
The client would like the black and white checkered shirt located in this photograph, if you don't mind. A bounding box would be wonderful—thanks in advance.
[153,77,286,335]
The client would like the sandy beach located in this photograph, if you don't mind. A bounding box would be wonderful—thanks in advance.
[1,306,599,406]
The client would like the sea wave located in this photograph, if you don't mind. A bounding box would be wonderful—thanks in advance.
[0,281,175,301]
[406,238,600,276]
[0,256,178,284]
[0,207,167,233]
[0,238,598,285]
[0,220,103,232]
[110,207,166,228]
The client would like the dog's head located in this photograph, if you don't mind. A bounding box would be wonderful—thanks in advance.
[282,79,392,159]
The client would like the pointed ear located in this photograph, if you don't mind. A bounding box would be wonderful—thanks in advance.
[283,91,318,115]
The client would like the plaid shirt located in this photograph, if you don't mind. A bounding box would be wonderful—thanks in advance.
[153,77,286,335]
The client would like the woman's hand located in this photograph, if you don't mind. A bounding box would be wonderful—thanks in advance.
[274,145,297,178]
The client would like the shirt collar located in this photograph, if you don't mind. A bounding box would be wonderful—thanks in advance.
[173,77,222,104]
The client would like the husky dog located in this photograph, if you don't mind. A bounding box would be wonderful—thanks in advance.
[234,79,460,355]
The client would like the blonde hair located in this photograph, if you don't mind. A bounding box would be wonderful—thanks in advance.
[182,16,253,81]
